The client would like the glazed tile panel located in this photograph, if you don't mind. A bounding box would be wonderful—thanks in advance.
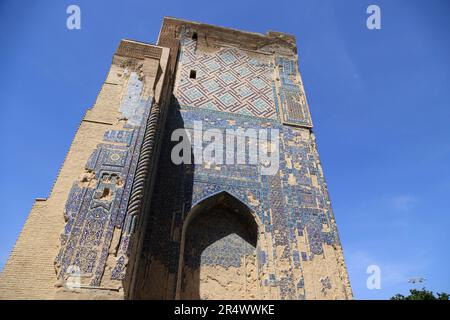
[276,56,313,127]
[140,104,339,299]
[55,73,153,285]
[175,36,278,119]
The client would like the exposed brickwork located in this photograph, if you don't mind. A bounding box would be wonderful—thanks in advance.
[131,18,352,300]
[176,34,277,119]
[0,40,171,300]
[0,17,352,300]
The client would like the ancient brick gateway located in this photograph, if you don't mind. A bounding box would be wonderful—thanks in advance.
[0,17,352,300]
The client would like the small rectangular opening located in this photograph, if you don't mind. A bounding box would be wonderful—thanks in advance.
[192,32,198,41]
[189,70,197,79]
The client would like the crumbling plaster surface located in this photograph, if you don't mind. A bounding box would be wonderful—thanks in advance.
[0,18,352,300]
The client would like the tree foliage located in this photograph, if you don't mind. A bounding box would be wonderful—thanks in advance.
[391,288,449,300]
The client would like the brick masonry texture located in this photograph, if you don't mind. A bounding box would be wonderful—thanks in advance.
[132,21,352,300]
[0,17,352,300]
[176,35,277,119]
[54,72,153,287]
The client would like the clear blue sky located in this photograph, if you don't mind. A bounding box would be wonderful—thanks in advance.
[0,0,449,299]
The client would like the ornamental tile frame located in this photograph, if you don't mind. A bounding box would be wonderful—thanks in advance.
[0,17,352,300]
[54,72,153,287]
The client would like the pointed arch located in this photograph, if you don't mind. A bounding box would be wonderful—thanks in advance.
[175,191,262,299]
[191,188,261,219]
[188,190,262,236]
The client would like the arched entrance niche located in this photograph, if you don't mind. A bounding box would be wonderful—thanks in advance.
[176,191,262,300]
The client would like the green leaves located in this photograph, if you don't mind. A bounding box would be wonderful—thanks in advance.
[391,288,449,300]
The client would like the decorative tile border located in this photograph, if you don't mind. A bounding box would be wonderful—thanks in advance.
[276,56,313,128]
[138,103,339,299]
[55,72,154,286]
[175,31,278,119]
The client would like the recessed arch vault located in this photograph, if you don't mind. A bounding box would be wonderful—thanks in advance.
[176,191,263,299]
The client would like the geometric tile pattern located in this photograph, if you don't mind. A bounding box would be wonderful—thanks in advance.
[175,35,277,119]
[55,73,153,286]
[276,56,313,127]
[184,209,256,269]
[47,28,344,299]
[136,103,340,299]
[103,130,134,146]
[4,22,351,301]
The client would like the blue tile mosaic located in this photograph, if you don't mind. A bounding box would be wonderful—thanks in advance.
[54,33,346,299]
[55,72,154,286]
[276,56,312,127]
[135,99,341,299]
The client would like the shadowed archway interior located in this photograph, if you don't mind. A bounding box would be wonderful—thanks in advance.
[179,192,261,299]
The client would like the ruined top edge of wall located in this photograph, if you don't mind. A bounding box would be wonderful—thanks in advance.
[115,39,164,60]
[160,17,297,55]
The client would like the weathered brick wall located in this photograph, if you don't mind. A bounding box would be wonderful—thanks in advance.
[0,40,170,299]
[0,17,352,300]
[131,18,352,300]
